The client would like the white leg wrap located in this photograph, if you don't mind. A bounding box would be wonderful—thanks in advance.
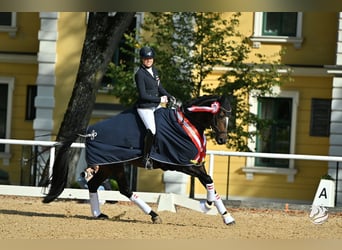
[89,192,101,217]
[130,193,152,214]
[206,183,215,202]
[214,194,235,224]
[214,194,226,215]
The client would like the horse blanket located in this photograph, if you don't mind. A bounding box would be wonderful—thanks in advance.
[85,108,200,166]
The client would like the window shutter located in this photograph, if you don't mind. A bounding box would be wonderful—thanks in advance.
[310,98,331,137]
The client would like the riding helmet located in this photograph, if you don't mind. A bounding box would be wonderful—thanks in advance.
[139,46,155,59]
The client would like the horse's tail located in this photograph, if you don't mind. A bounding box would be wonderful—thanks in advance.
[42,135,78,203]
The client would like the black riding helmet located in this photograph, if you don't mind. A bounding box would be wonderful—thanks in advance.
[139,46,155,59]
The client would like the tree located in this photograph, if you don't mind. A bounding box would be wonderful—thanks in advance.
[108,12,236,104]
[41,12,136,186]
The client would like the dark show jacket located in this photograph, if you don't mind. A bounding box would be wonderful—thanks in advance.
[135,65,172,108]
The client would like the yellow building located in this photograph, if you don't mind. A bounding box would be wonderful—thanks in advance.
[0,12,341,204]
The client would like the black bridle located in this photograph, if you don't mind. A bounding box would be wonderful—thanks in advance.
[211,106,231,137]
[172,95,231,139]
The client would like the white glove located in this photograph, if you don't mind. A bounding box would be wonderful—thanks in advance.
[161,95,168,103]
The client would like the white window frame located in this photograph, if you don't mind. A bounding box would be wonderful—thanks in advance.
[0,12,17,38]
[243,90,299,182]
[0,77,15,165]
[250,12,303,49]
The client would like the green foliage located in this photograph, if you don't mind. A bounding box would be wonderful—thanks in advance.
[109,178,119,190]
[141,12,237,100]
[321,174,334,180]
[106,62,138,106]
[70,181,81,189]
[107,12,292,151]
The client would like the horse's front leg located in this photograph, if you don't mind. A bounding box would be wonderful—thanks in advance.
[194,166,235,225]
[202,182,235,225]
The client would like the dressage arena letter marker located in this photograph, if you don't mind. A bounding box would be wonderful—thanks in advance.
[309,179,335,225]
[312,179,335,207]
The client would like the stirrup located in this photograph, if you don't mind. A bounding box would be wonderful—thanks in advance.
[143,157,153,170]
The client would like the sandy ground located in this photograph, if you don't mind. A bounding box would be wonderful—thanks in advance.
[0,195,341,239]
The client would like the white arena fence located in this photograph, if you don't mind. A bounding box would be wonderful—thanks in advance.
[206,150,341,206]
[0,138,341,208]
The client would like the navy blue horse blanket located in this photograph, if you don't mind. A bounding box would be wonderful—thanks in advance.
[85,108,199,166]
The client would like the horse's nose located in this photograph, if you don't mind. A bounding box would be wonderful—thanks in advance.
[216,137,227,145]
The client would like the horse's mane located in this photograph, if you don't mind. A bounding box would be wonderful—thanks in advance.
[182,95,220,109]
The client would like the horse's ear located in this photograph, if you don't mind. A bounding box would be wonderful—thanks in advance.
[219,95,232,115]
[219,95,228,104]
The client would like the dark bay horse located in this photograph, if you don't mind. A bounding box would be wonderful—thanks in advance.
[43,95,236,225]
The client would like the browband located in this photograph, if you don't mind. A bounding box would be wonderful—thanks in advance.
[187,101,220,114]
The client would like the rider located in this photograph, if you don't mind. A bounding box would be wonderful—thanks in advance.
[135,46,174,169]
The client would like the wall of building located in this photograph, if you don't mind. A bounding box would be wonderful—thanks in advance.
[0,12,39,184]
[53,12,87,137]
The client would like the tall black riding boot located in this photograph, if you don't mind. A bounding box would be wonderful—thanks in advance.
[142,129,154,169]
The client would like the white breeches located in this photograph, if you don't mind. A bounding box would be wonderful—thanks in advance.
[137,106,161,135]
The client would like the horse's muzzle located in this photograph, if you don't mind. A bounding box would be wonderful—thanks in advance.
[216,137,227,145]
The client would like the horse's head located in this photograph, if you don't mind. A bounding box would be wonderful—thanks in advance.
[183,95,231,145]
[211,95,231,144]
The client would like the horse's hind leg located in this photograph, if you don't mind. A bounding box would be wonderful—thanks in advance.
[113,165,162,224]
[87,166,111,219]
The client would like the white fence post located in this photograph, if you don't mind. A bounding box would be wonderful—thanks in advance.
[49,146,55,178]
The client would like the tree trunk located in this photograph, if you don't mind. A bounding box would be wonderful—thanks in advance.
[55,12,136,186]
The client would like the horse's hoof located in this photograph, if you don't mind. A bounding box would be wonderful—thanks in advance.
[95,213,109,220]
[200,200,214,213]
[223,213,235,225]
[225,220,236,226]
[151,216,162,224]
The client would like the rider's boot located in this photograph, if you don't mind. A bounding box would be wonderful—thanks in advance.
[142,129,154,170]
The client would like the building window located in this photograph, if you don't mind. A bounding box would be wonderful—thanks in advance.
[262,12,297,36]
[26,85,37,121]
[310,98,331,137]
[243,90,299,182]
[255,97,292,168]
[0,77,14,164]
[0,12,12,25]
[0,12,17,37]
[251,12,303,49]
